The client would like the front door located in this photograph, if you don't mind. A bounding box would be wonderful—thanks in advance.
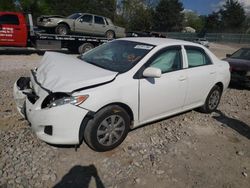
[75,14,94,34]
[139,46,188,123]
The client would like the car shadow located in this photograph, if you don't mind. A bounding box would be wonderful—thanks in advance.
[213,110,250,139]
[53,165,105,188]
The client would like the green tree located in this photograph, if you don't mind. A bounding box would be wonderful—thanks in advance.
[205,12,222,32]
[184,11,205,32]
[119,0,153,31]
[220,0,246,32]
[0,0,16,11]
[153,0,184,32]
[42,0,116,19]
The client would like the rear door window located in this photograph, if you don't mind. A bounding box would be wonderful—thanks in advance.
[94,16,105,25]
[185,46,212,68]
[0,14,19,25]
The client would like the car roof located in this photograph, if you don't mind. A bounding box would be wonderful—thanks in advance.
[78,12,108,19]
[118,37,200,47]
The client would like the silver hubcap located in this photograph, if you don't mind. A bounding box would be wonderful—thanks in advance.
[59,27,66,35]
[107,31,114,39]
[97,115,125,146]
[208,90,220,110]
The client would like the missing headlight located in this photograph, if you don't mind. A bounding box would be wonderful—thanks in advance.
[41,92,70,109]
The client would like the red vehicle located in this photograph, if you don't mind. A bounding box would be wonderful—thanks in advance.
[0,12,109,53]
[0,12,28,47]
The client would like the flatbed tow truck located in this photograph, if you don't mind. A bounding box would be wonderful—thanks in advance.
[0,12,110,54]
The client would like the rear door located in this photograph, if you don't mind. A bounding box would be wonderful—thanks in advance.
[0,13,27,47]
[183,46,216,108]
[93,16,106,35]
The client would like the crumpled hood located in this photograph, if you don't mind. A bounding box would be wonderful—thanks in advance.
[40,15,64,19]
[35,52,118,93]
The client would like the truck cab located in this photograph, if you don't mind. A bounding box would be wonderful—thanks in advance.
[0,12,28,47]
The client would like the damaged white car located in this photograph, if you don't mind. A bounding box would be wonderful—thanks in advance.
[13,38,230,151]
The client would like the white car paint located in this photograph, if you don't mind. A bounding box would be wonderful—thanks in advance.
[36,52,118,92]
[13,37,230,146]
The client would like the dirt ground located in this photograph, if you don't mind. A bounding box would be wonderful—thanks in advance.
[0,43,249,188]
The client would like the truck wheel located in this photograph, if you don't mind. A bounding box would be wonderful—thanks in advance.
[105,30,115,39]
[55,24,69,35]
[84,105,130,152]
[78,43,94,54]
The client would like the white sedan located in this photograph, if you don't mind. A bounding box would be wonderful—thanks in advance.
[13,38,230,151]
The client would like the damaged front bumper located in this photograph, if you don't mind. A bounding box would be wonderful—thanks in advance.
[13,76,90,145]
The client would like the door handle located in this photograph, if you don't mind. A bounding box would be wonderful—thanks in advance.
[210,71,216,75]
[178,76,187,81]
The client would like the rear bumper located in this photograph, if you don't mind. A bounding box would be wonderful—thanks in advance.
[231,72,250,86]
[13,77,90,145]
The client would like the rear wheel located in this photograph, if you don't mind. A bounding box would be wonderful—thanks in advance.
[78,43,94,54]
[55,24,69,35]
[105,30,115,39]
[84,105,130,152]
[199,85,222,113]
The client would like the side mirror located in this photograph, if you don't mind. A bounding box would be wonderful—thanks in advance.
[226,54,231,58]
[143,67,162,78]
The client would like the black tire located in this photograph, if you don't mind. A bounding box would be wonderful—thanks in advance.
[78,43,94,54]
[199,85,222,113]
[55,23,69,35]
[105,30,115,39]
[84,105,130,152]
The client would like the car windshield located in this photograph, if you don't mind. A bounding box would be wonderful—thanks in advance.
[230,48,250,60]
[67,13,81,19]
[80,40,154,73]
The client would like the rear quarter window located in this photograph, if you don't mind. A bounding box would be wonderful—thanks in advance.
[94,16,105,25]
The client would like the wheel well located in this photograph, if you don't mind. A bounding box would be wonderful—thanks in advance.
[78,103,134,144]
[215,82,224,92]
[58,22,70,29]
[100,103,134,123]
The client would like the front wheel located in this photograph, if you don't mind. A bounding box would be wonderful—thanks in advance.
[84,105,130,152]
[199,85,222,113]
[55,24,69,35]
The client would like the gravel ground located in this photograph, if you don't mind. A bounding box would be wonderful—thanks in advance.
[0,43,249,188]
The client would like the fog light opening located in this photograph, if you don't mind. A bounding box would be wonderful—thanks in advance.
[44,126,53,135]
